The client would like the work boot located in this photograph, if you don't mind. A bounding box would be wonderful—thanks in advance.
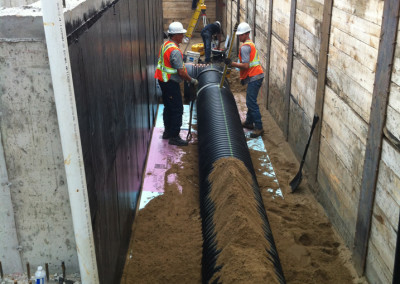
[169,136,189,146]
[250,128,264,138]
[162,131,170,139]
[242,121,254,130]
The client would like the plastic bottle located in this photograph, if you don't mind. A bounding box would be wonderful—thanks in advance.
[34,266,46,284]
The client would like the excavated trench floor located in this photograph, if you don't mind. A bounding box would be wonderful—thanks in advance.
[120,66,366,283]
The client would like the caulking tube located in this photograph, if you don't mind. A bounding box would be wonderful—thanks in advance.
[41,1,99,283]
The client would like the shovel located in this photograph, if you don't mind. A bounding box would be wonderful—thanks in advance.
[186,83,197,142]
[290,114,319,192]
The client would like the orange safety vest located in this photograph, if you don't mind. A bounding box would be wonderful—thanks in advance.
[238,40,263,80]
[154,40,184,82]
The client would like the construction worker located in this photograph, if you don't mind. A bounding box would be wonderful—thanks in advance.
[225,22,265,138]
[192,0,199,9]
[154,21,199,146]
[201,21,222,63]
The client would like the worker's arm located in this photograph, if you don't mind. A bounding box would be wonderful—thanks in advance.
[229,45,250,69]
[178,68,194,82]
[171,50,198,84]
[231,61,249,69]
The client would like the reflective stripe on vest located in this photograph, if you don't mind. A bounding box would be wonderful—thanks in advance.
[239,40,263,80]
[156,41,179,82]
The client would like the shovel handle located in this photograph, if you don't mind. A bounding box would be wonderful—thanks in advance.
[219,22,238,89]
[299,114,319,167]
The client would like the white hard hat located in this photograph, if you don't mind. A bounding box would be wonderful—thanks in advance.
[168,22,187,34]
[215,21,221,27]
[236,22,251,35]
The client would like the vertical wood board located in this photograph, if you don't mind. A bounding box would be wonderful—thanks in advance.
[309,0,333,184]
[283,0,297,139]
[354,0,400,274]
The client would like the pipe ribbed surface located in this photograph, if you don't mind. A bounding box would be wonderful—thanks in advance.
[186,64,285,284]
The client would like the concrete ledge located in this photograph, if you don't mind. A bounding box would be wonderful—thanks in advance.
[0,0,113,41]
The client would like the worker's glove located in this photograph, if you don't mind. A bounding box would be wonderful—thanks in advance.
[224,58,232,67]
[190,78,199,86]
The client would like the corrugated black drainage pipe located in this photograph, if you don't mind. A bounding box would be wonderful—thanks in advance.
[186,63,286,284]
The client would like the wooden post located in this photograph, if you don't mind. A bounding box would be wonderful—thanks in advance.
[246,0,249,22]
[252,0,256,38]
[353,0,400,275]
[264,0,273,109]
[236,0,241,53]
[309,0,333,185]
[45,263,49,282]
[283,0,297,140]
[231,0,233,37]
[393,211,400,283]
[26,262,30,280]
[216,0,223,23]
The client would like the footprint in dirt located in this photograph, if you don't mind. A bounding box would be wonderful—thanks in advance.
[297,232,312,246]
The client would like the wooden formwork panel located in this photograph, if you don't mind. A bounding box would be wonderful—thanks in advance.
[224,0,400,282]
[162,0,216,32]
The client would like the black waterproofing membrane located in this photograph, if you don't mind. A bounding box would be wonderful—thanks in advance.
[186,63,286,284]
[67,0,162,282]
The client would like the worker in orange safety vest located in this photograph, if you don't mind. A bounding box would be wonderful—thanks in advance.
[154,21,199,146]
[224,22,265,138]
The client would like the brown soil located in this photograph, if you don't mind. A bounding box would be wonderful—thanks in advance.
[121,68,368,284]
[209,157,279,283]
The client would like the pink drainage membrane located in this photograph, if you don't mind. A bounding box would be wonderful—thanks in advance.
[139,99,282,210]
[139,104,195,209]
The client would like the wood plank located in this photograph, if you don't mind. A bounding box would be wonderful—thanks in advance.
[353,0,400,274]
[376,162,400,229]
[294,24,320,69]
[365,241,393,284]
[389,82,400,111]
[392,54,400,87]
[326,60,372,122]
[328,45,376,94]
[333,0,384,25]
[322,94,366,183]
[283,0,297,139]
[272,2,290,42]
[317,142,357,246]
[330,26,378,72]
[309,0,333,185]
[296,0,324,22]
[324,86,369,144]
[291,58,317,119]
[296,9,320,37]
[331,6,381,49]
[387,105,400,143]
[370,198,397,269]
[393,212,400,284]
[369,210,397,282]
[319,132,361,216]
[255,0,270,34]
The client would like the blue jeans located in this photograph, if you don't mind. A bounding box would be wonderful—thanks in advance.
[201,31,212,63]
[246,78,264,130]
[158,80,183,137]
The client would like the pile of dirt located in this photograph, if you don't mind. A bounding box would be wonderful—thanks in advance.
[208,157,279,283]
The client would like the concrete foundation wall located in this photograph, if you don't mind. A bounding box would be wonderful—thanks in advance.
[0,0,113,275]
[0,0,37,8]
